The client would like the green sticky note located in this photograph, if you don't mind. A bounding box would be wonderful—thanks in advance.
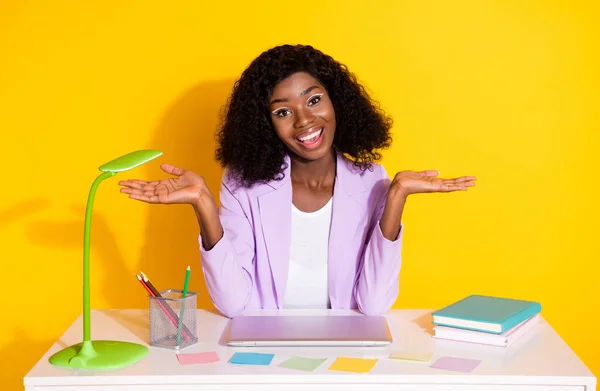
[278,356,328,372]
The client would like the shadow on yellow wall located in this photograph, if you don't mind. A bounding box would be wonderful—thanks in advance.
[133,79,235,309]
[26,80,235,312]
[0,202,56,389]
[0,200,52,228]
[28,206,134,305]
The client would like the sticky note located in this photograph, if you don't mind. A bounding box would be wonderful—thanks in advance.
[229,352,275,366]
[278,356,327,372]
[430,356,481,373]
[390,351,432,362]
[176,351,220,365]
[328,356,378,373]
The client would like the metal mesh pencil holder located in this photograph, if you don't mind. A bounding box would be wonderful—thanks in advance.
[149,289,198,350]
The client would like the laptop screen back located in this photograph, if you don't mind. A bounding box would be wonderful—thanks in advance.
[226,315,392,346]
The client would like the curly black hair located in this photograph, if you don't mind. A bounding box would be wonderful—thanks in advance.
[215,44,393,187]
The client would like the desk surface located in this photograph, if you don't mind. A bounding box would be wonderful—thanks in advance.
[25,309,596,391]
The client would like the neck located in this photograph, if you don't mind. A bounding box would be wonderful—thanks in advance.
[289,149,336,188]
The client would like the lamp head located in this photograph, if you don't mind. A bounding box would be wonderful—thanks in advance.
[99,149,163,173]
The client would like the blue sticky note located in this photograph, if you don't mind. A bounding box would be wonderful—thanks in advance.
[229,352,275,366]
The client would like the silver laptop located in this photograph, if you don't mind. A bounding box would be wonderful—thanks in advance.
[225,315,393,347]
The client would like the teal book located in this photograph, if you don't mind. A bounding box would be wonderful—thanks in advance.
[431,295,542,334]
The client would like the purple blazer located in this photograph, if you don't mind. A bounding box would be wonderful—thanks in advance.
[199,154,403,318]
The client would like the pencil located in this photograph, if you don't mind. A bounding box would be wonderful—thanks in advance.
[136,273,155,296]
[175,265,191,348]
[140,271,161,297]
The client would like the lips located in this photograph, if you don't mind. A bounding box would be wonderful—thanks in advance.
[296,126,324,145]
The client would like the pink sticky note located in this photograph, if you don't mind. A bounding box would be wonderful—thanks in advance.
[430,356,481,373]
[177,351,220,365]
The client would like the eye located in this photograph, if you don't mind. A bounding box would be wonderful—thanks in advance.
[307,94,323,106]
[272,108,291,117]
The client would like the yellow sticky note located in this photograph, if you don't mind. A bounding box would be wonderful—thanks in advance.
[389,351,432,362]
[328,356,378,373]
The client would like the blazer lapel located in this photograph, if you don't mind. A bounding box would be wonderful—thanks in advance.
[257,160,292,308]
[328,156,368,306]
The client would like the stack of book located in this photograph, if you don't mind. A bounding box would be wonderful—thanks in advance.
[431,294,542,347]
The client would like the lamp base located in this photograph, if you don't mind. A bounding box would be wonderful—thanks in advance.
[49,340,148,370]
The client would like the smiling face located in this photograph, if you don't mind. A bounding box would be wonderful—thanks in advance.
[269,72,336,162]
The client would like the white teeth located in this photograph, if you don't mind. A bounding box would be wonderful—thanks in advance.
[298,128,323,142]
[300,132,319,141]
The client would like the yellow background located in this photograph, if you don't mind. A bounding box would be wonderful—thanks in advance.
[1,1,598,389]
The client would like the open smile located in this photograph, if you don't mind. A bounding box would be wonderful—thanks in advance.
[296,126,324,149]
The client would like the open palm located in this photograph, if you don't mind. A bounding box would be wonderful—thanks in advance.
[391,170,476,196]
[119,163,209,205]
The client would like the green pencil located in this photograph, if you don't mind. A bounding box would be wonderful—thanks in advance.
[175,265,190,348]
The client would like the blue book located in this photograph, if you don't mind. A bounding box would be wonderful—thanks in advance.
[431,295,542,334]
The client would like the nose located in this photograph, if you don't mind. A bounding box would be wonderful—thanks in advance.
[294,107,315,129]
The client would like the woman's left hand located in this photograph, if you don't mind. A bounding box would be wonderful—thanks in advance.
[388,170,476,199]
[380,170,476,241]
[379,170,476,241]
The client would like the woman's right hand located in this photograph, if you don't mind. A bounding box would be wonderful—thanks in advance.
[120,163,224,249]
[119,163,213,207]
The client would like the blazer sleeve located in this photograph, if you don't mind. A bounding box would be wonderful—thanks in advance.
[354,164,403,315]
[198,178,255,318]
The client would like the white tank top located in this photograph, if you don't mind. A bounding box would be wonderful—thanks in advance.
[282,198,333,309]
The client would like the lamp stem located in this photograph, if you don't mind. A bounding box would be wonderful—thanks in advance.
[83,171,116,342]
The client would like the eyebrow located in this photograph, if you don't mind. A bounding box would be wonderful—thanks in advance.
[270,85,321,105]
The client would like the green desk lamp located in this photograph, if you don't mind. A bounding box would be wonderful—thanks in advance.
[49,149,163,370]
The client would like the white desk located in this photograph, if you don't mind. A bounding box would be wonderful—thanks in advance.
[25,309,596,391]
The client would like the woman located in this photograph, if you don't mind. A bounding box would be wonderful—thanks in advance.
[119,44,476,317]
